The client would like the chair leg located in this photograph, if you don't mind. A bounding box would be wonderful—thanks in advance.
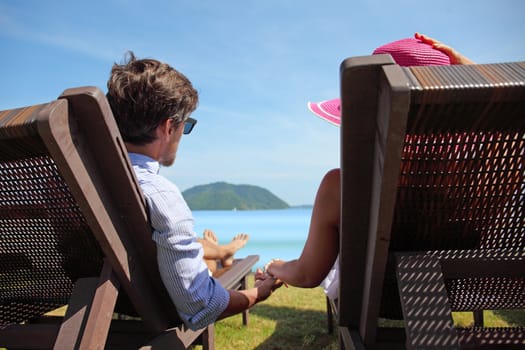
[201,324,215,350]
[326,297,334,334]
[54,260,119,350]
[473,310,484,327]
[396,254,459,349]
[241,276,249,326]
[339,327,366,350]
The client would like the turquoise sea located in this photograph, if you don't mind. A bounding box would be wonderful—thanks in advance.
[192,207,312,271]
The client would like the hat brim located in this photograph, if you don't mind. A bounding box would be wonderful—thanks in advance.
[307,99,341,126]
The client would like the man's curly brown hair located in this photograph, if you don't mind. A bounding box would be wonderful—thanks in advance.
[106,51,198,145]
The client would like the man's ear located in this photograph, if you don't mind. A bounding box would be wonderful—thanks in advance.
[158,118,172,136]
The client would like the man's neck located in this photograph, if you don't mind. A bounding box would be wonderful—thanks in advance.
[125,141,160,161]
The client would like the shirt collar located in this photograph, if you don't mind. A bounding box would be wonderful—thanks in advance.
[128,152,160,174]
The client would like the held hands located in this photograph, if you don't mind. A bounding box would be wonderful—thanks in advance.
[415,32,475,65]
[258,259,288,288]
[263,258,285,277]
[253,268,284,302]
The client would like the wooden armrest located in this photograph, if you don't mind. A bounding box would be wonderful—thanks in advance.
[436,250,525,279]
[216,255,259,289]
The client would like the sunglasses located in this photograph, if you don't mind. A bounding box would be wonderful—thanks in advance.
[183,117,197,134]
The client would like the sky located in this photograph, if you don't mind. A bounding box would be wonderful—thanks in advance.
[1,0,524,206]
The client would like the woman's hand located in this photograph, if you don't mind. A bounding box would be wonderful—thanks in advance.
[263,258,284,277]
[415,32,475,65]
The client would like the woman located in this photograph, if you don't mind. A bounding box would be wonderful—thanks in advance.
[261,33,474,296]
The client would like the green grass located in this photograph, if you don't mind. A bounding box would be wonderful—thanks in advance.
[205,275,525,350]
[208,275,338,350]
[453,309,525,327]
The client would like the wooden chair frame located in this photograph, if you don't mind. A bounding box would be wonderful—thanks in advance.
[0,87,258,349]
[337,57,525,349]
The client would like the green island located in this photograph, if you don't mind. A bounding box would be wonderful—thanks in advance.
[182,182,290,210]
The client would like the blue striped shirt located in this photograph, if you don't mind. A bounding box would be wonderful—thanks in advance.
[129,153,230,330]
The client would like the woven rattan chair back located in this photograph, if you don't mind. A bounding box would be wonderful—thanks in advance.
[337,57,525,349]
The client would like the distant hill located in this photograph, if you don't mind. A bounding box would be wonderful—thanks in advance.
[182,182,289,210]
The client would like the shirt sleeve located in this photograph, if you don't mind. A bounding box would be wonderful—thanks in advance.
[144,178,230,330]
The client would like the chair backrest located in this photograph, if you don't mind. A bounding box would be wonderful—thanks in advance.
[338,56,525,344]
[0,87,179,332]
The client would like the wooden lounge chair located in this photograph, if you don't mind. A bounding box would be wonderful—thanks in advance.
[337,56,525,349]
[0,86,258,350]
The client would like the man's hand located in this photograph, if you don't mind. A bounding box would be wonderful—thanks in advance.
[253,268,284,302]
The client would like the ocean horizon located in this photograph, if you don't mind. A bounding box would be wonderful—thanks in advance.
[192,207,312,271]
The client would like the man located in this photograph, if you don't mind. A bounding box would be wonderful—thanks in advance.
[106,52,280,330]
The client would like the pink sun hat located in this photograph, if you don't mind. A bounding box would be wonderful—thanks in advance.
[308,36,452,126]
[307,98,341,126]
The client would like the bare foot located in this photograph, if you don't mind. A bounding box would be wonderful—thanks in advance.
[203,229,218,245]
[222,233,249,267]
